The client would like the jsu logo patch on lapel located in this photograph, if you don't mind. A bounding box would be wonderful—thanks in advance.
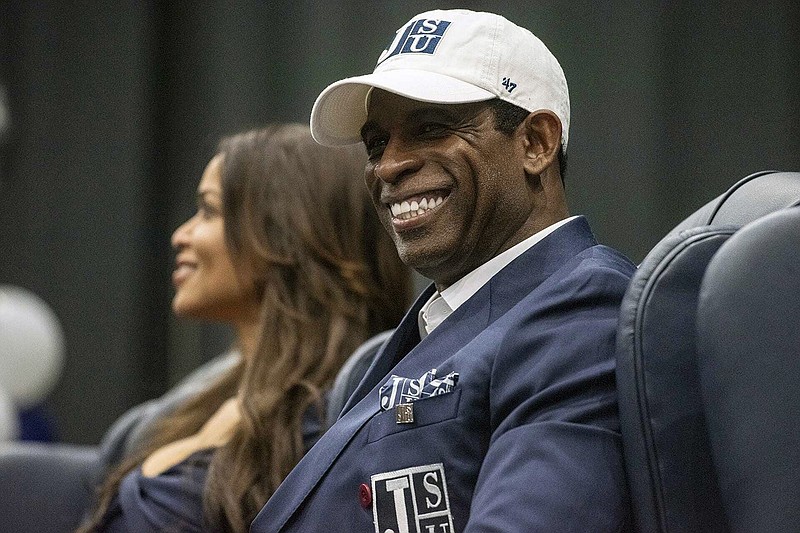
[371,463,454,533]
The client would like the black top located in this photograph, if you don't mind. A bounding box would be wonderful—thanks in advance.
[96,400,324,531]
[101,448,212,532]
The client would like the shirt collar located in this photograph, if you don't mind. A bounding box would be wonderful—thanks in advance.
[419,215,579,337]
[440,215,579,312]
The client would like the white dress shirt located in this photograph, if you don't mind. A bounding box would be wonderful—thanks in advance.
[418,216,579,338]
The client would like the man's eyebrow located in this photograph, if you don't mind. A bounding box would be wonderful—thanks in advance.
[361,106,462,137]
[405,106,460,124]
[360,102,484,141]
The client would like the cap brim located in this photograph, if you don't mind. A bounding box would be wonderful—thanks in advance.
[310,69,494,146]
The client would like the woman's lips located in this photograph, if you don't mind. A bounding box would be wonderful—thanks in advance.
[172,263,196,287]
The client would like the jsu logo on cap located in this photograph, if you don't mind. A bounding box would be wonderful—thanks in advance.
[377,18,451,65]
[371,463,454,533]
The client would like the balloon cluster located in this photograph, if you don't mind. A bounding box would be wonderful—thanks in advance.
[0,285,65,441]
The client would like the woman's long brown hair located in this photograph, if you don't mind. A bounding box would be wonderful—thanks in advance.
[78,124,412,532]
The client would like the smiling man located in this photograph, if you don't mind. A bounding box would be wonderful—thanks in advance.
[252,9,635,532]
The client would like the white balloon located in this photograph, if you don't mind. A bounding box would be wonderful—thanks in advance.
[0,285,65,408]
[0,386,18,441]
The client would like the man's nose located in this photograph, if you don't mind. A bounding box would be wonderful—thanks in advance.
[373,137,423,184]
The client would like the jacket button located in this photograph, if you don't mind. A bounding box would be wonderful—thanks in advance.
[359,483,372,508]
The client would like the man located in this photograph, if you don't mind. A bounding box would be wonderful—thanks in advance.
[252,9,635,532]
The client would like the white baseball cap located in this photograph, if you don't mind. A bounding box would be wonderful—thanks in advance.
[310,9,570,151]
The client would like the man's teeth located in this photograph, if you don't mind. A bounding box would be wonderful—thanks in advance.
[390,197,444,220]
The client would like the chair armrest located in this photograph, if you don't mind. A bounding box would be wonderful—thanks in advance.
[0,442,100,532]
[326,329,394,424]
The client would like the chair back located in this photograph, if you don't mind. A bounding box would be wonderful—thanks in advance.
[697,207,800,533]
[616,170,800,532]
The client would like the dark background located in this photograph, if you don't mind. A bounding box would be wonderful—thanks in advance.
[1,1,798,444]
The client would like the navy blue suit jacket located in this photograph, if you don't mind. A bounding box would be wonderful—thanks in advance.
[251,216,635,532]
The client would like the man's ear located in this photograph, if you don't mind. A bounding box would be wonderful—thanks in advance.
[521,110,562,176]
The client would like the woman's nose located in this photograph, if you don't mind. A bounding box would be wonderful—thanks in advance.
[171,216,195,249]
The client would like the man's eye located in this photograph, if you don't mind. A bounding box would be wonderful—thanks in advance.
[419,123,447,136]
[364,137,387,159]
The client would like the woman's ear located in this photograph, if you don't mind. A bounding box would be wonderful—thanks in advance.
[521,110,562,177]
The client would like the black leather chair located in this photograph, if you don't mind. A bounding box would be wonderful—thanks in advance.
[325,329,393,424]
[615,170,800,532]
[697,206,800,532]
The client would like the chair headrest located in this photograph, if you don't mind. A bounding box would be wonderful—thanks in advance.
[670,170,800,233]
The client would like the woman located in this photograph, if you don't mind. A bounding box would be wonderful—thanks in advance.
[78,124,412,532]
